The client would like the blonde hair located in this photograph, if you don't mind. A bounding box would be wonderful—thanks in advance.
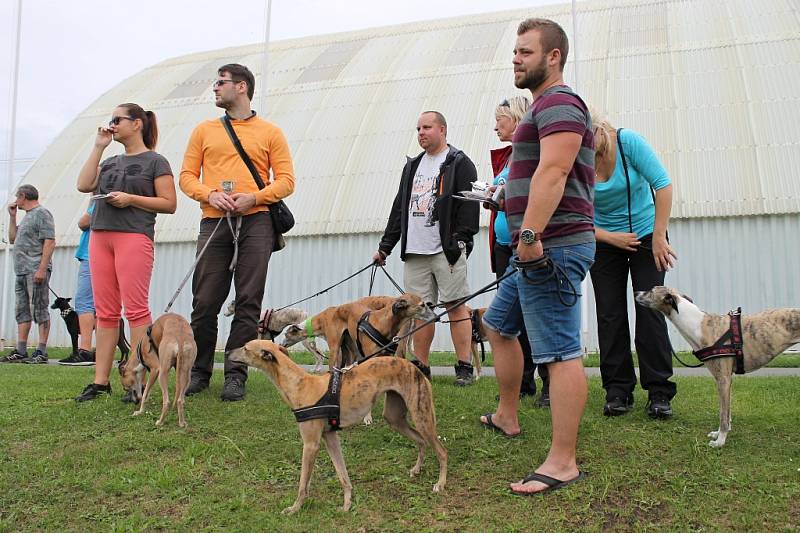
[589,106,616,159]
[495,95,530,124]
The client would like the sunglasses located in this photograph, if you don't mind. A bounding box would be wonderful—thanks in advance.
[213,79,240,88]
[109,116,135,126]
[499,99,510,107]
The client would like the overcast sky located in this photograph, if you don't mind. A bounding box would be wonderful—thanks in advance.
[0,0,565,183]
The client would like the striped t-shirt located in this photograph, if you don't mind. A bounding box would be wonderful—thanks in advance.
[505,85,595,247]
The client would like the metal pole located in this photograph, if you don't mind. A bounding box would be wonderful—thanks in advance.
[1,0,23,347]
[259,0,272,117]
[571,0,591,353]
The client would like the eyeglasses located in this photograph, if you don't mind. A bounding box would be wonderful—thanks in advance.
[213,79,240,88]
[109,116,134,126]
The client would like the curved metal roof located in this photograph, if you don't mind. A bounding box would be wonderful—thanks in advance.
[22,0,800,246]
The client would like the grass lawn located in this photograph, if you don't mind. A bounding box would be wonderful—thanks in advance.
[1,358,798,532]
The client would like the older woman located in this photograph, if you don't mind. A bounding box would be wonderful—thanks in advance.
[590,111,677,419]
[486,95,549,407]
[74,103,176,401]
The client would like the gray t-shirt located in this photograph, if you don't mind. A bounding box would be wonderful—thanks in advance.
[13,205,55,275]
[405,149,448,255]
[91,151,173,241]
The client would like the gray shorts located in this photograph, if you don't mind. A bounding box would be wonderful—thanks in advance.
[15,271,51,325]
[403,252,470,305]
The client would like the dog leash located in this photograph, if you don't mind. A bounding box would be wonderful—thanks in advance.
[274,262,377,311]
[368,264,405,296]
[164,217,225,313]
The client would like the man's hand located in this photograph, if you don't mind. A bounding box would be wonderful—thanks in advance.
[33,267,46,284]
[372,250,386,266]
[231,192,257,214]
[516,240,543,262]
[106,191,133,208]
[8,202,17,217]
[208,191,236,212]
[605,232,641,252]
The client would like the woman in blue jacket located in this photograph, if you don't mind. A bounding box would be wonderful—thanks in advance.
[590,111,678,419]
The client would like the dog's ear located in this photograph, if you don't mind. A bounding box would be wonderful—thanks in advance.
[681,293,694,304]
[392,298,410,315]
[664,293,679,313]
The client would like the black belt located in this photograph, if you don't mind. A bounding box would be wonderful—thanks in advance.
[356,311,397,357]
[692,308,745,375]
[292,370,342,431]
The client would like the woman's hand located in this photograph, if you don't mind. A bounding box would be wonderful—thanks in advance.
[652,233,677,271]
[95,127,113,149]
[604,231,641,252]
[106,191,133,208]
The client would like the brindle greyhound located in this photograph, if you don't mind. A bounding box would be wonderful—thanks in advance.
[635,286,800,447]
[229,339,447,514]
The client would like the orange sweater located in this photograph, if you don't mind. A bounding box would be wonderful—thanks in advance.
[179,115,295,218]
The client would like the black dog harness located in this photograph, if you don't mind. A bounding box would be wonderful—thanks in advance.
[692,308,746,374]
[470,308,486,363]
[356,311,398,357]
[135,325,160,372]
[258,308,283,340]
[292,370,342,431]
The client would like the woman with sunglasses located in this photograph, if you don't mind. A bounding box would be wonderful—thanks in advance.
[484,95,549,407]
[74,103,176,402]
[590,109,677,419]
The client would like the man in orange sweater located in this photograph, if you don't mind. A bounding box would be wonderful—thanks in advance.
[179,63,295,401]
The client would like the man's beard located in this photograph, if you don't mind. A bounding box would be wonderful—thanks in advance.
[215,97,232,110]
[515,56,548,91]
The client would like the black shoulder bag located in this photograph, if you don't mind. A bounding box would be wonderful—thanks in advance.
[220,116,295,251]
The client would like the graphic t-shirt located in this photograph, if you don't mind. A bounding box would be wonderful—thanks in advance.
[405,149,448,254]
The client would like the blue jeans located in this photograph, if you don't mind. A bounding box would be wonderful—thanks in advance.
[483,242,595,364]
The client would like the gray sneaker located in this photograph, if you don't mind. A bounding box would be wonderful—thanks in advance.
[23,349,48,364]
[0,349,29,363]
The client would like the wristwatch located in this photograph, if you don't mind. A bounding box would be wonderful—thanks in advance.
[519,228,541,245]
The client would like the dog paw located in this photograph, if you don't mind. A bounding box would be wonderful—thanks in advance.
[707,430,720,439]
[432,483,444,493]
[363,413,373,425]
[155,420,165,427]
[281,505,300,515]
[708,439,726,448]
[409,466,421,477]
[340,503,352,512]
[132,410,143,417]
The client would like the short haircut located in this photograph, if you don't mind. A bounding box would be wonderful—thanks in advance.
[589,106,615,159]
[218,63,255,101]
[496,95,530,123]
[16,184,38,201]
[517,18,569,70]
[421,110,447,129]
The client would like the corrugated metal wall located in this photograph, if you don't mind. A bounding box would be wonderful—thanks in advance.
[7,213,799,354]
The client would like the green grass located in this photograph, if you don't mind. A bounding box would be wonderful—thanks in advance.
[1,361,798,531]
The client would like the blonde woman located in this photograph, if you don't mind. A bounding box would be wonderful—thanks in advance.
[590,111,677,419]
[486,95,549,406]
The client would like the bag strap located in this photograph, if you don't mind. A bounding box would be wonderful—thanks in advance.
[219,116,266,190]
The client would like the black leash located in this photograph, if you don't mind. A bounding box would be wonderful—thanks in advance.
[672,348,704,368]
[368,264,405,296]
[275,262,376,311]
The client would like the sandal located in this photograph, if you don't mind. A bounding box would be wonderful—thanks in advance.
[480,413,521,438]
[511,471,587,496]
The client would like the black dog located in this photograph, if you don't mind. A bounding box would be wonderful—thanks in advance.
[50,296,130,358]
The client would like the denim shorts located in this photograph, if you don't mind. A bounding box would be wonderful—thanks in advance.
[482,242,595,364]
[74,259,95,315]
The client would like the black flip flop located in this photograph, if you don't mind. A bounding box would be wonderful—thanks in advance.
[480,413,521,439]
[510,471,587,496]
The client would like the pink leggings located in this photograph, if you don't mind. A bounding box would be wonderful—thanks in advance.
[89,231,153,328]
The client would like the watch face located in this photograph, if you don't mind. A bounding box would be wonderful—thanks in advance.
[520,229,535,244]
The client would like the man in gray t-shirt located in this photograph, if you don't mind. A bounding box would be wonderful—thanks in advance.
[0,185,56,364]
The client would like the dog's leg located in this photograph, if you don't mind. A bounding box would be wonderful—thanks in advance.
[401,384,447,492]
[176,347,194,428]
[709,372,733,447]
[155,364,172,427]
[323,431,353,512]
[283,420,324,515]
[383,391,427,476]
[133,368,159,417]
[471,344,482,381]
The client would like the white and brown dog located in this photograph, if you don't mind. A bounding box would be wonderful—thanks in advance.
[635,286,800,447]
[119,313,197,428]
[229,339,447,514]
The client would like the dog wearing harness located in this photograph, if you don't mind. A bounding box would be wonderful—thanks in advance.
[635,286,800,447]
[229,340,448,514]
[119,313,197,427]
